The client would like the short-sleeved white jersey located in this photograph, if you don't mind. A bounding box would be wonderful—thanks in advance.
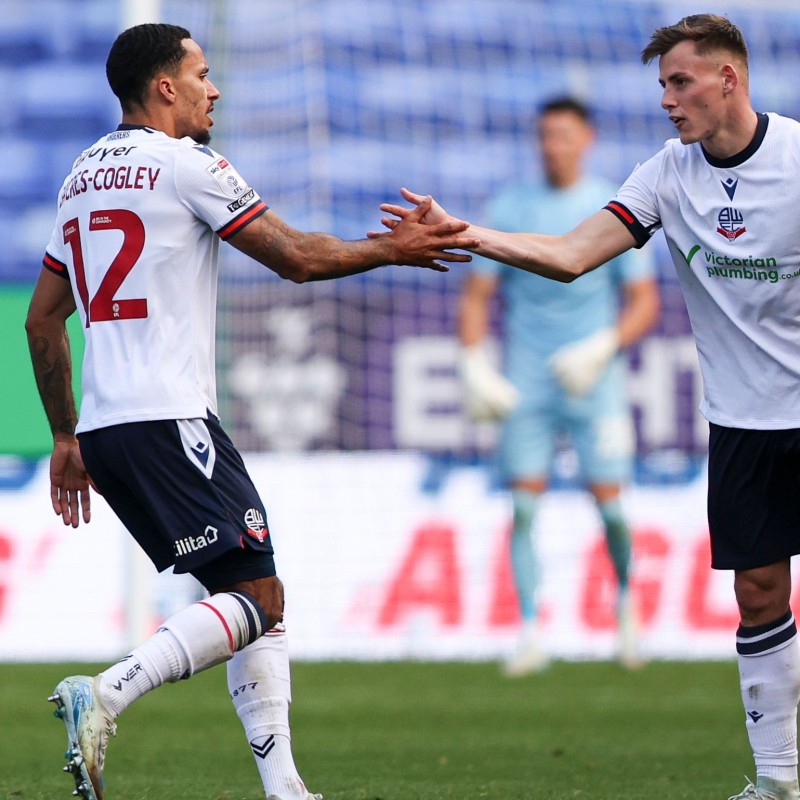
[608,112,800,429]
[43,125,267,433]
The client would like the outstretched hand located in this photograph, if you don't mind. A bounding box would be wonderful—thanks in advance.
[374,193,479,270]
[50,436,96,527]
[373,188,453,233]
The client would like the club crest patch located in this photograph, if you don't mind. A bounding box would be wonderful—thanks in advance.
[244,508,268,542]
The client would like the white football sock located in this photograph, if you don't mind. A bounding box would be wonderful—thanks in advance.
[97,591,268,717]
[737,611,800,786]
[228,625,310,800]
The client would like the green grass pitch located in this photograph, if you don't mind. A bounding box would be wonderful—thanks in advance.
[1,659,752,800]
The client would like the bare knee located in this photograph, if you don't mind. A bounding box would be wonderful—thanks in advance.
[213,575,284,630]
[734,561,791,626]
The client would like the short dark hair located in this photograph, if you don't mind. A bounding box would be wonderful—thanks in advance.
[106,23,191,112]
[538,96,593,125]
[641,14,749,68]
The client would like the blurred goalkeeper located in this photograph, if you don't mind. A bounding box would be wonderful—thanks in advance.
[457,97,659,676]
[24,22,477,800]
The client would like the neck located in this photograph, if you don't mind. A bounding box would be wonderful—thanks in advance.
[702,106,759,160]
[121,109,176,138]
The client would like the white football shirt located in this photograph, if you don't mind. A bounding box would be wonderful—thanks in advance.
[43,125,268,433]
[608,112,800,429]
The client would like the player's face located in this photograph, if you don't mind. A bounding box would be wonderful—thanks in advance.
[172,39,221,144]
[537,111,593,188]
[658,40,727,146]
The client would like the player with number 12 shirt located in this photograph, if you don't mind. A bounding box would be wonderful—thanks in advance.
[42,128,272,431]
[27,23,478,800]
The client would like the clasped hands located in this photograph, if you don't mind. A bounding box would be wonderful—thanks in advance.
[368,188,472,269]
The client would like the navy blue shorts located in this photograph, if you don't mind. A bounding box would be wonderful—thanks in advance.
[78,415,276,588]
[708,423,800,570]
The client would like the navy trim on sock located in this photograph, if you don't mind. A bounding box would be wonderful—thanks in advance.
[737,610,796,656]
[228,590,268,645]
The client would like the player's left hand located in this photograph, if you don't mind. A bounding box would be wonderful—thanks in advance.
[50,435,96,527]
[377,194,479,270]
[549,327,619,397]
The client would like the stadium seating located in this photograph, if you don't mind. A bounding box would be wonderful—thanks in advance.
[3,0,799,282]
[0,1,118,281]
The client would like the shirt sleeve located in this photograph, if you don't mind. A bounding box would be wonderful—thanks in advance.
[605,148,666,249]
[42,222,70,280]
[174,142,268,239]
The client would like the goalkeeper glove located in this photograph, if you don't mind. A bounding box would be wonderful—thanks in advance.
[549,327,619,398]
[458,343,520,421]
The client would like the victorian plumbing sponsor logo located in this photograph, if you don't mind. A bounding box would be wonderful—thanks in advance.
[678,179,800,283]
[679,244,794,284]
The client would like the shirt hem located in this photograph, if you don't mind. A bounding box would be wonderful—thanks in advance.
[76,407,211,434]
[701,405,800,431]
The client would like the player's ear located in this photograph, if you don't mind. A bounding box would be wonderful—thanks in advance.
[721,63,739,95]
[155,74,178,105]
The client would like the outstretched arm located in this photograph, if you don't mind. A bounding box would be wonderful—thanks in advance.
[25,268,93,527]
[380,188,638,282]
[228,196,480,282]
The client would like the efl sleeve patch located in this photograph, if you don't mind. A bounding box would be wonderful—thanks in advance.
[206,157,249,198]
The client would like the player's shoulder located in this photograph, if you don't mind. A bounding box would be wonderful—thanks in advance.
[763,111,800,144]
[176,136,224,159]
[764,110,800,128]
[173,137,239,177]
[630,136,691,184]
[656,136,689,164]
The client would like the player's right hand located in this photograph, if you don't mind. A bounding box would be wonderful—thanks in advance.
[50,435,95,527]
[459,344,520,421]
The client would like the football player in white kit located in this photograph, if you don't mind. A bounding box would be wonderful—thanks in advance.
[379,14,800,800]
[25,23,479,800]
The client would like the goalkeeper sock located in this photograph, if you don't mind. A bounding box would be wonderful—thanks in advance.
[97,591,268,717]
[228,625,310,800]
[509,488,540,622]
[597,497,631,591]
[737,611,800,786]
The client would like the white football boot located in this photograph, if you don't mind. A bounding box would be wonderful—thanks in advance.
[728,778,800,799]
[267,794,323,800]
[49,675,116,800]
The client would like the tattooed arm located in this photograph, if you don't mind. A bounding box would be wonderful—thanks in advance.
[25,268,92,527]
[227,196,478,282]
